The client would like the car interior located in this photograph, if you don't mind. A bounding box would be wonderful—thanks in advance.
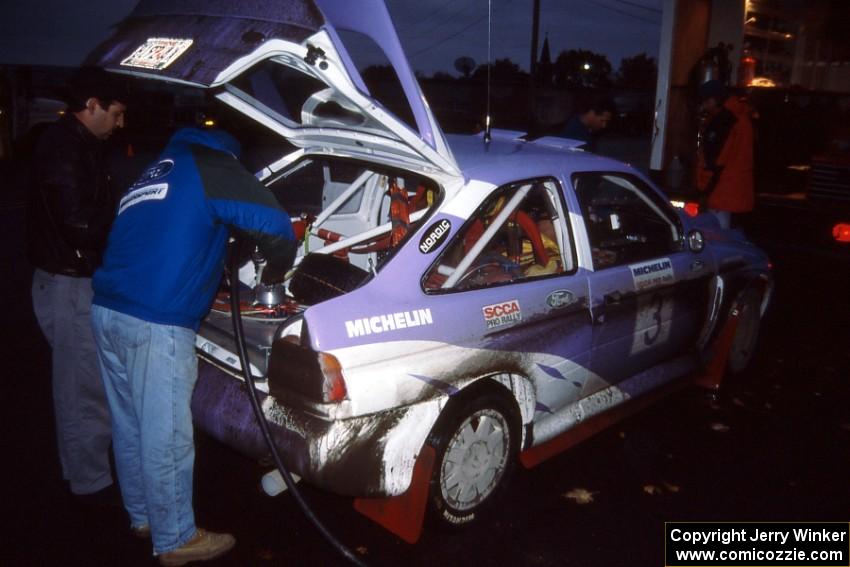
[424,179,572,291]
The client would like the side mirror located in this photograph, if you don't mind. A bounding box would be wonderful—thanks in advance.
[687,229,705,253]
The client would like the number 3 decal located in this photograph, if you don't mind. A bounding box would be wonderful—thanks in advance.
[644,293,663,345]
[630,293,672,355]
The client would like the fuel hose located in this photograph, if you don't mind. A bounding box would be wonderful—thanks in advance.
[228,241,367,567]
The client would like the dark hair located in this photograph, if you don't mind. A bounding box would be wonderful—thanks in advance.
[574,92,617,116]
[65,66,129,112]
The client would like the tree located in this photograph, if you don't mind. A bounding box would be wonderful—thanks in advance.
[361,64,397,84]
[430,71,457,82]
[470,58,529,85]
[553,49,612,89]
[616,53,658,89]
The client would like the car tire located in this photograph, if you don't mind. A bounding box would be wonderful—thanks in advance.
[426,385,521,528]
[726,287,762,374]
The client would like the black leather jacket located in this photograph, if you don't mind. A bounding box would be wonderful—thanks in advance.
[26,115,116,277]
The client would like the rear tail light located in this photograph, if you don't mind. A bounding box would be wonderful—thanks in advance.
[683,202,700,217]
[318,353,348,402]
[670,200,700,217]
[833,223,850,243]
[267,335,348,403]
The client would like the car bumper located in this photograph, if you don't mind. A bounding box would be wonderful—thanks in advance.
[191,359,438,497]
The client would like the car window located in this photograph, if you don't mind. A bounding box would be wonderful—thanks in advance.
[335,29,418,133]
[267,158,369,216]
[267,156,440,273]
[573,173,681,269]
[228,58,381,133]
[230,60,331,127]
[424,179,573,292]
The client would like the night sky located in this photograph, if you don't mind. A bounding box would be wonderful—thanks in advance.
[0,0,663,76]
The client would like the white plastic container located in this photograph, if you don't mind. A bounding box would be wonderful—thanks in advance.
[261,468,301,497]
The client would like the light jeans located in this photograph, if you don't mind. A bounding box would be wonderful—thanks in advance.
[31,269,113,495]
[91,304,198,554]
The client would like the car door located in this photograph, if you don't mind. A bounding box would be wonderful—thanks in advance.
[422,178,593,416]
[571,172,710,388]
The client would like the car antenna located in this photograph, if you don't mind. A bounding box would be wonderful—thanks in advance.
[484,0,493,145]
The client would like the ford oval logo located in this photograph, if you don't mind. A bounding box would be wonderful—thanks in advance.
[419,219,451,254]
[546,289,575,309]
[137,159,174,184]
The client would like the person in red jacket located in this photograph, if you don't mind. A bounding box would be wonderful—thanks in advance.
[695,80,755,229]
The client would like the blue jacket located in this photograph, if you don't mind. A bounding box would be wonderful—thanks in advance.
[560,115,596,152]
[93,128,295,330]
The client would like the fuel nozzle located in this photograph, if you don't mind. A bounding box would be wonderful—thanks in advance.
[251,246,266,285]
[251,246,287,309]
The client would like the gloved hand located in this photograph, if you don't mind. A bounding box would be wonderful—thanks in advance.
[259,239,297,284]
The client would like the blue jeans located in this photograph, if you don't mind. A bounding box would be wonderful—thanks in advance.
[91,305,198,554]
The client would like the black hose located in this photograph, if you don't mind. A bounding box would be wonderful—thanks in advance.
[228,242,368,567]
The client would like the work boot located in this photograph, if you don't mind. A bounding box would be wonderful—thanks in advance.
[158,529,236,566]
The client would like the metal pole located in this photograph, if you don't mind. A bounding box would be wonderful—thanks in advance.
[650,0,677,172]
[529,0,541,133]
[530,0,540,77]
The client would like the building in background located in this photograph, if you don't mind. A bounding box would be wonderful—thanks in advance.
[742,0,803,88]
[790,0,850,92]
[652,0,850,183]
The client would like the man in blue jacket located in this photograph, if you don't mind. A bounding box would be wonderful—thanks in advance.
[560,93,617,153]
[91,127,296,565]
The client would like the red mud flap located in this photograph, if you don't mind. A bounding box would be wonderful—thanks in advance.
[693,308,740,390]
[352,444,436,544]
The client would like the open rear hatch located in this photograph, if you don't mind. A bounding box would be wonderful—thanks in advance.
[87,0,460,380]
[87,0,459,176]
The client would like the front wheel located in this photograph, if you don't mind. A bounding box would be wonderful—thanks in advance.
[727,287,762,374]
[426,389,520,527]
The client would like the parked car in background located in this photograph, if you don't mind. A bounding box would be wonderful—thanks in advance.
[88,0,773,540]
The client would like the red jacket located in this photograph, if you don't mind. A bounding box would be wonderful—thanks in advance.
[696,96,754,213]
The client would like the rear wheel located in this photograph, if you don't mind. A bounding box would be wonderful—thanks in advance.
[426,388,520,527]
[727,287,762,374]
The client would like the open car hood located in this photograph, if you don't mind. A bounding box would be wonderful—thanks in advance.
[87,0,459,176]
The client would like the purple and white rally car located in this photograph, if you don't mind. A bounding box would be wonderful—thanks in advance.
[91,0,772,540]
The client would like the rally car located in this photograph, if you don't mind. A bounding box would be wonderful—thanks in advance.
[89,0,772,542]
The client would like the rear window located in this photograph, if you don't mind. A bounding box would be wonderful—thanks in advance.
[230,61,344,127]
[335,29,418,132]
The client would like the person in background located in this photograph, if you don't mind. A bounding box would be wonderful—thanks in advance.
[560,93,617,153]
[90,126,297,565]
[696,79,755,229]
[27,65,127,504]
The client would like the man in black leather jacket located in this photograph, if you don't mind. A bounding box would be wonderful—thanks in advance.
[27,66,127,501]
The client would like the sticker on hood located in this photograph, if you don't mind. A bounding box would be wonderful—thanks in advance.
[419,219,451,254]
[630,258,674,291]
[121,38,194,70]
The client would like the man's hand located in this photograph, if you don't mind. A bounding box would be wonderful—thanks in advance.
[259,240,297,284]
